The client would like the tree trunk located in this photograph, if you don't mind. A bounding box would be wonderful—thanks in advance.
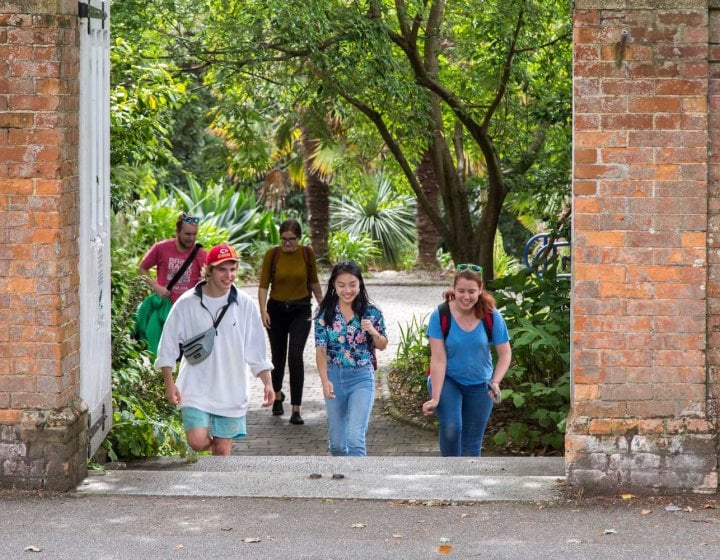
[415,149,439,267]
[299,130,330,263]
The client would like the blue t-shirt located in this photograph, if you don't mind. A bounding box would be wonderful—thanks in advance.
[427,306,509,386]
[314,304,387,368]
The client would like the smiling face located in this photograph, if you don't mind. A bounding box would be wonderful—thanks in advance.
[334,272,361,305]
[453,276,482,311]
[206,261,238,294]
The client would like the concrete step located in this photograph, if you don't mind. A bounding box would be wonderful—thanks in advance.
[78,456,566,503]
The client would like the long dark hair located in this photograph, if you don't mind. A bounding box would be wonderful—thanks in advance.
[443,268,496,318]
[316,260,371,325]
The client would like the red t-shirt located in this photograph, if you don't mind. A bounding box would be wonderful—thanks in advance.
[140,239,207,303]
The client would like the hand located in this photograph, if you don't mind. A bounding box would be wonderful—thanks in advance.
[322,381,335,400]
[488,381,502,404]
[154,283,171,298]
[261,310,271,329]
[360,319,376,336]
[261,384,275,407]
[422,398,438,416]
[165,383,181,405]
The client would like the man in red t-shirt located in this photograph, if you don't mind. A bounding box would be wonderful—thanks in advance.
[138,213,208,304]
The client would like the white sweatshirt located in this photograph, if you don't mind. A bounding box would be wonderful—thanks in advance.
[155,284,273,417]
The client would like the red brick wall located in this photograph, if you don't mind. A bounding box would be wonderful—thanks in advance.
[570,3,717,493]
[0,0,86,491]
[0,1,80,420]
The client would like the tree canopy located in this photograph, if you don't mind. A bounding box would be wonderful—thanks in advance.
[112,0,572,274]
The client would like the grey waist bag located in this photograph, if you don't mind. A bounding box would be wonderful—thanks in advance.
[179,291,233,365]
[179,326,216,365]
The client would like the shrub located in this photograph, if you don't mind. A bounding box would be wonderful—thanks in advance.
[105,216,191,460]
[488,262,570,454]
[327,229,381,270]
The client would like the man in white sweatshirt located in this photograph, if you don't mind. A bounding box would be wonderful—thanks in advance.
[156,244,274,456]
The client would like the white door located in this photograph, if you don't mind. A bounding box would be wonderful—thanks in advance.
[78,0,111,458]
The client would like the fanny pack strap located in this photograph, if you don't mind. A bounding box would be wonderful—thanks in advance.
[194,283,238,332]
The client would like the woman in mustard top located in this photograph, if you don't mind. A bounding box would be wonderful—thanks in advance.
[258,220,323,425]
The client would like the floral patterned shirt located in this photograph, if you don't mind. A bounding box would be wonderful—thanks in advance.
[314,304,387,368]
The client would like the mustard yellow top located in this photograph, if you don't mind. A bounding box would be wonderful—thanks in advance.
[259,245,319,301]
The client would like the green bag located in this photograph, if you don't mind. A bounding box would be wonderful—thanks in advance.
[134,294,172,355]
[134,243,202,354]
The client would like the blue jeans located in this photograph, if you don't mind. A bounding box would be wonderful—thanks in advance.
[428,376,494,457]
[325,364,375,456]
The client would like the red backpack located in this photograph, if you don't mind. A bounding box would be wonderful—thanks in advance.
[426,301,493,376]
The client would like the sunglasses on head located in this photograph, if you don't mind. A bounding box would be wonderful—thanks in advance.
[457,263,483,273]
[181,213,200,224]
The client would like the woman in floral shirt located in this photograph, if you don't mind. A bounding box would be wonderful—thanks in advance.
[314,260,387,456]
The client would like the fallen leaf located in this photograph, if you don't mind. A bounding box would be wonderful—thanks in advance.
[603,529,618,535]
[621,493,636,500]
[703,504,716,509]
[392,534,403,539]
[665,505,681,512]
[438,544,453,555]
[684,506,694,513]
[175,544,184,549]
[351,523,367,529]
[24,546,42,553]
[439,537,451,543]
[242,537,261,543]
[460,513,470,518]
[641,509,652,515]
[566,538,581,544]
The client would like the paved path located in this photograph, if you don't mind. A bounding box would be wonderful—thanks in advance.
[235,280,446,457]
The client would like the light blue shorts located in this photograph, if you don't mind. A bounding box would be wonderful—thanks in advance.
[181,407,247,440]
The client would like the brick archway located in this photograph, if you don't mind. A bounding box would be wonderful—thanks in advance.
[0,0,718,493]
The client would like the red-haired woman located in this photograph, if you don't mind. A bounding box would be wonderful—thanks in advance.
[422,264,512,456]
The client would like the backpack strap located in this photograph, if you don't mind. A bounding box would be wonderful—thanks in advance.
[269,246,281,285]
[481,310,493,343]
[438,301,451,339]
[439,300,493,343]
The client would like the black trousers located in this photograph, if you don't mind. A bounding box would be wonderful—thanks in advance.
[266,299,312,406]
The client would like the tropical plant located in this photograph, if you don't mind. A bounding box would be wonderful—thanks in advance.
[330,174,416,268]
[170,178,281,273]
[327,230,382,271]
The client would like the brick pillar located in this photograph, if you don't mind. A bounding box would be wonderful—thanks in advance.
[0,1,87,490]
[569,0,717,494]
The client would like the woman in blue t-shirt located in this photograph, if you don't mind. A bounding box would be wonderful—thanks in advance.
[315,260,387,456]
[422,264,511,456]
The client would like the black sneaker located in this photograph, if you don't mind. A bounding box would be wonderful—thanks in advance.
[289,411,304,425]
[272,392,285,416]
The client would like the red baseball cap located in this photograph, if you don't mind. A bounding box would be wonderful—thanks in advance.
[206,244,239,267]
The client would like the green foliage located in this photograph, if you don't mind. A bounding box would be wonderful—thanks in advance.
[110,36,191,210]
[105,213,191,460]
[330,174,416,268]
[170,178,281,275]
[327,230,381,271]
[488,261,570,454]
